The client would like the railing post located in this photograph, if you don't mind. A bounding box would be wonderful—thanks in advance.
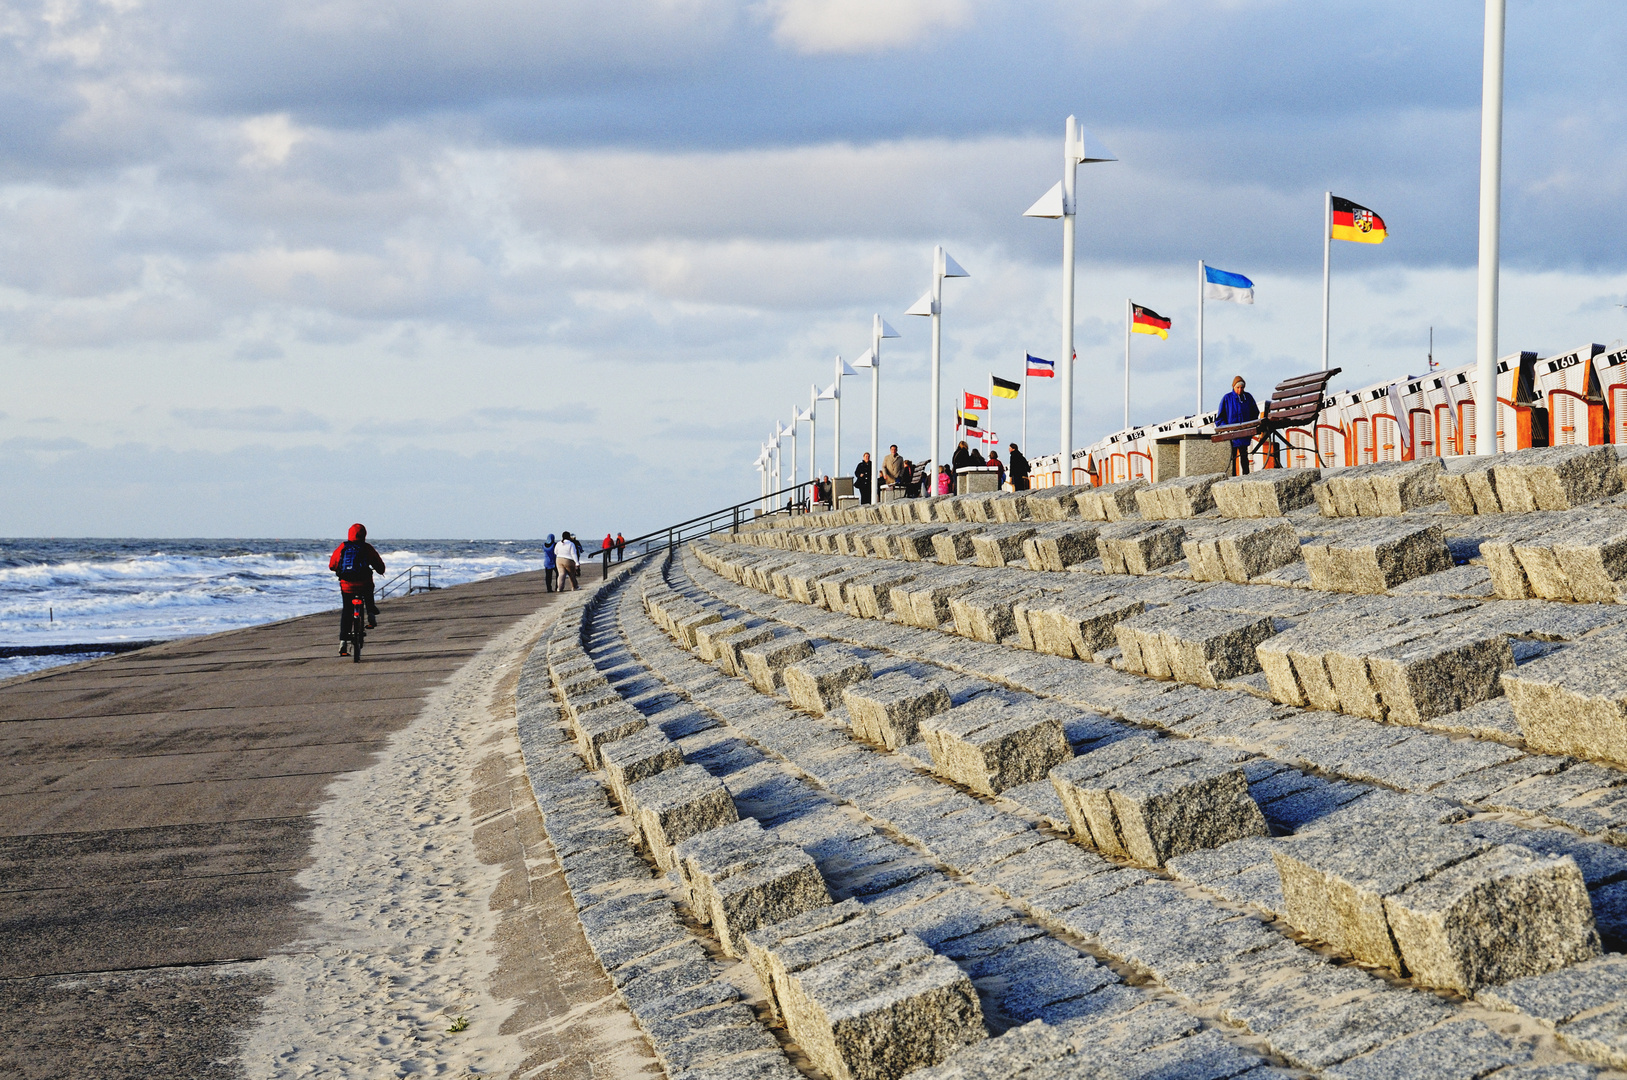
[733,507,740,533]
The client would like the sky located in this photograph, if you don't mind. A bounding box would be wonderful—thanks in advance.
[1,0,1624,539]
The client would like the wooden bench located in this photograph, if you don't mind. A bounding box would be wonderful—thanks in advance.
[1212,368,1341,468]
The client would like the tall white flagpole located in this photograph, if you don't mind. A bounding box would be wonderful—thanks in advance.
[870,337,880,505]
[809,385,818,503]
[1061,119,1079,482]
[1124,299,1132,429]
[1197,260,1206,414]
[1475,0,1506,457]
[1022,363,1028,452]
[833,356,843,483]
[988,373,995,460]
[1321,190,1332,371]
[932,250,943,482]
[789,415,797,502]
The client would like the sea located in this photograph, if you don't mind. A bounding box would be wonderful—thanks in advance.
[0,538,556,681]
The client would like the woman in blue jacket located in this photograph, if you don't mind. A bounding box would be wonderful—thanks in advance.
[1217,376,1259,476]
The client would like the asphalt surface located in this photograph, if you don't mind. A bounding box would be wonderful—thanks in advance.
[0,569,570,1079]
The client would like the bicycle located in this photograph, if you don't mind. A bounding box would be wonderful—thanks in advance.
[346,592,367,662]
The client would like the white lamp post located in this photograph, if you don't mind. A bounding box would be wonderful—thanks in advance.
[854,315,900,505]
[906,246,969,486]
[787,414,798,499]
[1475,0,1506,457]
[806,386,819,503]
[831,355,856,483]
[1025,115,1115,485]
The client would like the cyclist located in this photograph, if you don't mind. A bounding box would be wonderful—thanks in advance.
[330,523,386,656]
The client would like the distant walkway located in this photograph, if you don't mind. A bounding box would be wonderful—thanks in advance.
[0,571,575,1078]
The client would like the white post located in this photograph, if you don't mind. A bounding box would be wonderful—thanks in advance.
[1124,298,1132,429]
[1061,117,1079,483]
[930,246,944,485]
[833,356,843,482]
[1321,191,1332,371]
[988,372,995,460]
[1197,260,1206,414]
[809,385,818,505]
[870,317,882,504]
[789,416,797,506]
[1475,0,1506,457]
[1022,364,1028,452]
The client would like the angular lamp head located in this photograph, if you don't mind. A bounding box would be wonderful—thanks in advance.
[876,316,900,340]
[942,251,969,278]
[905,290,935,317]
[1023,180,1065,219]
[818,382,838,400]
[853,348,875,369]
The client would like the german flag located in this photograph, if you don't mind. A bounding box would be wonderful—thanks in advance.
[1331,195,1387,244]
[991,376,1020,399]
[1131,304,1171,339]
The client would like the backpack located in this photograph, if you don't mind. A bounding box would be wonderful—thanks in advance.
[336,541,372,583]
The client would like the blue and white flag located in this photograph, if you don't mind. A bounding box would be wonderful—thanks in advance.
[1203,266,1254,304]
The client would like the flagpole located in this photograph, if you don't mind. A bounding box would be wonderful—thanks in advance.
[930,247,944,488]
[789,414,797,506]
[833,356,842,486]
[1321,190,1332,372]
[1061,118,1078,483]
[989,372,995,460]
[809,385,818,506]
[1475,0,1505,457]
[1022,363,1028,452]
[1124,298,1132,429]
[870,316,881,505]
[1197,260,1205,414]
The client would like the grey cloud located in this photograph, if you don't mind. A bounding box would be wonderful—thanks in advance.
[233,339,286,360]
[172,406,331,432]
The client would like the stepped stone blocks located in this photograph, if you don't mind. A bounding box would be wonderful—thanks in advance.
[948,583,1049,643]
[1025,485,1091,520]
[990,493,1031,523]
[918,696,1072,795]
[1183,519,1302,584]
[1482,511,1627,603]
[573,700,651,768]
[1503,633,1627,765]
[933,499,962,523]
[1359,624,1516,724]
[741,632,817,693]
[1311,460,1445,518]
[970,524,1038,567]
[847,570,917,619]
[1440,457,1499,515]
[1017,590,1146,660]
[1301,519,1453,593]
[911,497,949,523]
[1134,472,1224,519]
[1115,607,1276,689]
[1478,956,1627,1067]
[842,673,952,749]
[602,728,684,809]
[694,617,752,666]
[893,526,948,562]
[675,609,723,649]
[816,570,875,613]
[1495,445,1625,512]
[1076,478,1148,522]
[1021,523,1101,572]
[1212,469,1321,518]
[894,570,983,630]
[1096,520,1187,575]
[931,525,988,565]
[1382,845,1599,995]
[783,648,873,716]
[559,668,611,697]
[957,495,1000,522]
[785,566,843,605]
[1050,737,1268,867]
[628,762,739,871]
[745,901,986,1080]
[675,819,833,958]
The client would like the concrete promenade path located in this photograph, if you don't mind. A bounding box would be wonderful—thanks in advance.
[0,569,611,1078]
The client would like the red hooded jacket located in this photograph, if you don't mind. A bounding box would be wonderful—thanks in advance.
[329,523,386,594]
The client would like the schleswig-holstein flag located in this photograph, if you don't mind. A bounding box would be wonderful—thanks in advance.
[1203,266,1254,305]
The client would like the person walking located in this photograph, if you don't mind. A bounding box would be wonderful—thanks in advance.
[601,533,614,579]
[1008,443,1030,491]
[937,464,953,495]
[615,533,625,562]
[881,444,905,489]
[1217,376,1260,476]
[555,532,582,591]
[542,533,557,593]
[854,453,873,505]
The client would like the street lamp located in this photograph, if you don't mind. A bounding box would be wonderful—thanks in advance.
[1024,115,1115,485]
[854,314,901,505]
[830,355,856,484]
[906,246,969,487]
[1475,0,1506,457]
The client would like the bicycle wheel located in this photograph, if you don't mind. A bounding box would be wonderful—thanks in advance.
[351,602,365,662]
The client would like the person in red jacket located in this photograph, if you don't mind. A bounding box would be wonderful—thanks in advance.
[329,523,386,655]
[601,533,614,579]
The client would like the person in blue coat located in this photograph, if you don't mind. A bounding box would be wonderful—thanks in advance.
[543,533,557,592]
[1217,376,1260,475]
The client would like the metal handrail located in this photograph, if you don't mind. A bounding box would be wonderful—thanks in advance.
[619,481,816,558]
[377,564,442,600]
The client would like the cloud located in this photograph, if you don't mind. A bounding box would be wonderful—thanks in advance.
[171,406,330,432]
[233,339,286,360]
[754,0,979,55]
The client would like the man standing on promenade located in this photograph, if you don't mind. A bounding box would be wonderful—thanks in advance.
[616,533,625,562]
[1217,376,1260,476]
[881,444,905,489]
[1009,443,1030,491]
[329,523,385,656]
[601,534,614,578]
[543,533,557,592]
[854,453,872,504]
